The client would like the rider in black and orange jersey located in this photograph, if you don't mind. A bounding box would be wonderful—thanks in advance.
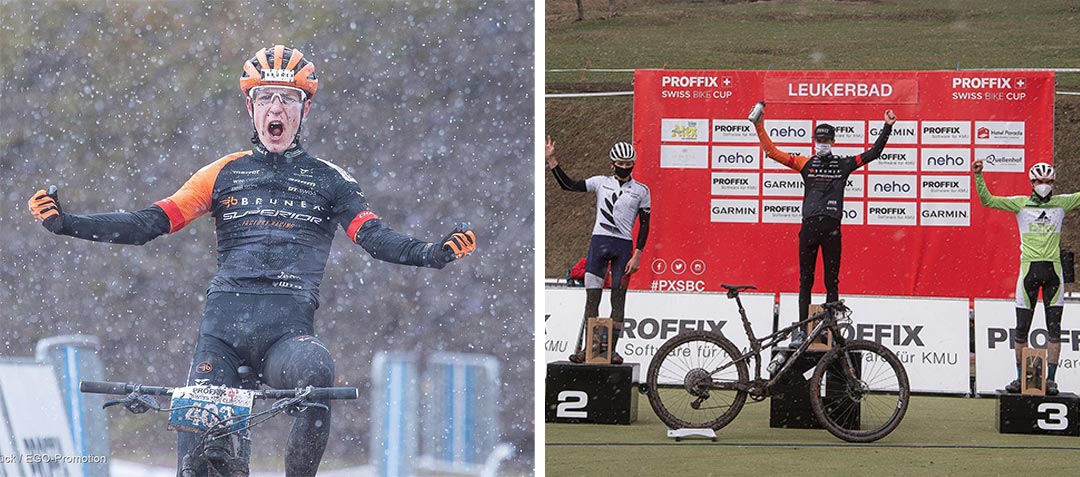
[28,45,476,476]
[751,105,896,331]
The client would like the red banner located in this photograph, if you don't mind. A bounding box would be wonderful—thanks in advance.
[631,70,1055,298]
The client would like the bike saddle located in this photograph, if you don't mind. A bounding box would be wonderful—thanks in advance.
[721,284,756,298]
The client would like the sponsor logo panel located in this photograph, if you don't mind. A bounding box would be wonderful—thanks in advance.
[660,145,710,169]
[710,199,759,223]
[761,173,804,197]
[867,174,918,199]
[711,120,757,143]
[843,201,864,225]
[763,146,811,170]
[763,120,814,144]
[921,148,970,172]
[819,121,865,144]
[975,148,1026,173]
[868,148,918,171]
[662,118,709,142]
[920,121,971,145]
[872,120,918,145]
[920,202,971,227]
[867,201,917,226]
[711,145,760,170]
[845,174,865,198]
[974,121,1025,146]
[920,175,970,200]
[711,172,760,196]
[761,199,802,223]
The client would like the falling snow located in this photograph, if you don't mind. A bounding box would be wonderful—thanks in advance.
[0,0,534,471]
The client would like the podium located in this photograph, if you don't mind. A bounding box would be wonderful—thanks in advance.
[545,361,639,425]
[997,391,1080,436]
[769,348,860,430]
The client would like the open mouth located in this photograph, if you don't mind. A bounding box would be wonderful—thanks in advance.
[268,120,285,139]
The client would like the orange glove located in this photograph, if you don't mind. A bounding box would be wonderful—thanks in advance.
[28,186,64,233]
[442,226,477,259]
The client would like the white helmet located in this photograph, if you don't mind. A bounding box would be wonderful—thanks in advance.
[609,142,636,162]
[1029,162,1055,181]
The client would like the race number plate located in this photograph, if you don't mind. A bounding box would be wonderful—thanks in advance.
[168,385,254,433]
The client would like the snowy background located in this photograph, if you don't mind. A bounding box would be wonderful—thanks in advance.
[0,0,533,471]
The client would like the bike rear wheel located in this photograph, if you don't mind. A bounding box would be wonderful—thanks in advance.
[646,331,748,430]
[809,339,910,442]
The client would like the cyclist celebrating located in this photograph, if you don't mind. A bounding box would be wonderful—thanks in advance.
[973,160,1079,396]
[751,105,896,331]
[28,45,477,476]
[547,136,651,364]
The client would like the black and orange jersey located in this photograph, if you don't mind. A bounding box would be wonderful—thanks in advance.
[755,122,892,220]
[54,144,447,306]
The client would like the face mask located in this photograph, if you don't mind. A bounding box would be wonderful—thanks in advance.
[614,165,633,180]
[814,142,832,156]
[1034,184,1052,198]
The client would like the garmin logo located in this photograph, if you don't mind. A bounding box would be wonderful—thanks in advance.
[922,209,967,219]
[662,76,718,87]
[714,206,756,215]
[764,180,804,189]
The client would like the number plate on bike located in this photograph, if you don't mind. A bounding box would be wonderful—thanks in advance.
[168,385,254,433]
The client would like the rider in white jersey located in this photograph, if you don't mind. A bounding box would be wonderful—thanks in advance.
[547,137,651,364]
[974,160,1080,396]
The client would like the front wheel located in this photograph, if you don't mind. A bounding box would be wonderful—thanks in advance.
[809,339,910,442]
[646,331,748,430]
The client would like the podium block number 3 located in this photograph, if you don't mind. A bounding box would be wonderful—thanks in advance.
[557,390,589,418]
[1037,403,1069,431]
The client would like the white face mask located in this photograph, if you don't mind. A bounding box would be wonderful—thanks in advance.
[814,142,832,156]
[1034,184,1053,198]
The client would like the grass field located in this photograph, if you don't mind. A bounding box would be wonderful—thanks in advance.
[546,395,1080,475]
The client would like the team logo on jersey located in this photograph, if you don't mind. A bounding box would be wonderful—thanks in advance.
[600,191,623,235]
[196,361,213,373]
[220,196,239,208]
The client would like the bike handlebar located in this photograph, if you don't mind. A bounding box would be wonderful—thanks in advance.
[80,381,358,400]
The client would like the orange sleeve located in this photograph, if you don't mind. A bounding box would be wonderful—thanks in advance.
[754,122,809,172]
[154,152,247,233]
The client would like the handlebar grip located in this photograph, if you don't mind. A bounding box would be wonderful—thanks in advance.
[309,387,359,400]
[80,381,131,395]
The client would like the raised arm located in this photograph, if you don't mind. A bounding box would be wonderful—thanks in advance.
[28,187,170,245]
[750,106,808,172]
[854,110,896,168]
[334,177,474,269]
[547,136,588,192]
[972,160,1025,213]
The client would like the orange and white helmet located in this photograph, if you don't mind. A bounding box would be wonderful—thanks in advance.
[239,45,318,99]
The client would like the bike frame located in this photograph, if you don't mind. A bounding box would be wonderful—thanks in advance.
[710,291,850,394]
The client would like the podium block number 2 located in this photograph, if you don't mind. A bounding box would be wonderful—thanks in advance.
[1037,403,1069,431]
[557,390,589,418]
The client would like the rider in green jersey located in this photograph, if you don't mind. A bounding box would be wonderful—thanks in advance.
[974,160,1080,396]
